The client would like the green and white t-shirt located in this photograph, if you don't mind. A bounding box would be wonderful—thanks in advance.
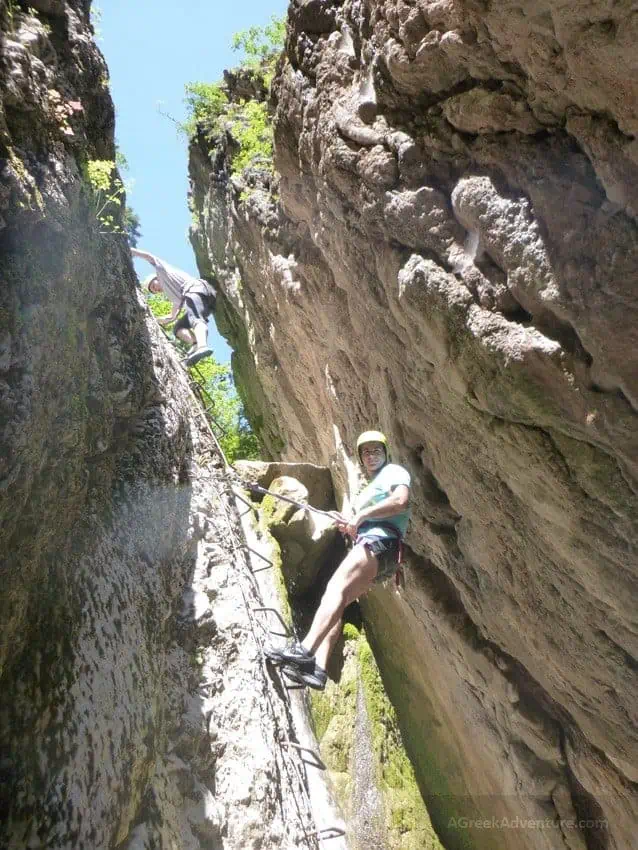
[354,463,411,539]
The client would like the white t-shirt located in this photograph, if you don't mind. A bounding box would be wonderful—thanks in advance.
[151,255,211,308]
[354,463,411,539]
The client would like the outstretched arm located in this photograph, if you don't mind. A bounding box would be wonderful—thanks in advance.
[130,247,158,266]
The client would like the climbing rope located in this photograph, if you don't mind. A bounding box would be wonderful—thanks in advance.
[243,482,335,518]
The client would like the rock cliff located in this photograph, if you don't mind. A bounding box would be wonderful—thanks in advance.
[0,3,321,848]
[189,2,638,849]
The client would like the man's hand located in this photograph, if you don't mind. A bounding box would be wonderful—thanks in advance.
[343,513,363,539]
[131,248,157,265]
[329,510,361,539]
[158,316,172,326]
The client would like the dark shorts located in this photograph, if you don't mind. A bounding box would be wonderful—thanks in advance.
[174,293,214,332]
[358,535,401,583]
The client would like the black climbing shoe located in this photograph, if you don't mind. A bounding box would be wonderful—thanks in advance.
[281,662,328,691]
[185,346,213,366]
[264,640,315,672]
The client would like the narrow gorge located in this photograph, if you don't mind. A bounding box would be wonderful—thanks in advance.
[1,1,636,850]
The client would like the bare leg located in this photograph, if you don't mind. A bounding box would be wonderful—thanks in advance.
[314,619,343,670]
[176,327,196,347]
[192,319,208,349]
[302,544,378,655]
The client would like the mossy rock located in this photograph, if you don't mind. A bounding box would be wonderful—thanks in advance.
[307,629,444,850]
[320,713,353,773]
[260,490,300,529]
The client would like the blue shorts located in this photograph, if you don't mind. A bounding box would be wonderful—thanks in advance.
[174,293,214,332]
[358,535,401,583]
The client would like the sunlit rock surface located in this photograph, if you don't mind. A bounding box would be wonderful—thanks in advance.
[190,2,638,848]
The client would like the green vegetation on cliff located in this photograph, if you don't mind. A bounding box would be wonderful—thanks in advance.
[358,640,443,848]
[146,291,259,462]
[183,15,284,177]
[183,82,229,140]
[256,492,293,626]
[308,627,444,850]
[82,153,141,246]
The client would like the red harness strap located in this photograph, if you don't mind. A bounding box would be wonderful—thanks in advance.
[395,541,405,588]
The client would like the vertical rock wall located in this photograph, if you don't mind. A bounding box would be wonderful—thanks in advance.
[189,2,638,849]
[0,4,318,848]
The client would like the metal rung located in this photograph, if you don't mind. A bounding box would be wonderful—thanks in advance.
[280,739,326,770]
[252,607,291,637]
[250,563,273,574]
[305,827,346,841]
[230,489,256,511]
[239,544,273,565]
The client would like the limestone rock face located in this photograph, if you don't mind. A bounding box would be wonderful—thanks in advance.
[256,469,341,595]
[0,5,315,848]
[189,2,638,849]
[235,459,336,509]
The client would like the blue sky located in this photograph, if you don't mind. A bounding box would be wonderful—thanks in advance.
[98,0,289,361]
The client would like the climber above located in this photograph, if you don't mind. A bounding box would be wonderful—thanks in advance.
[132,247,216,366]
[265,430,410,690]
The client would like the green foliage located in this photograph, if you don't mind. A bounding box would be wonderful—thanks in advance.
[115,147,142,246]
[115,148,129,170]
[357,638,442,848]
[232,15,285,93]
[146,291,172,318]
[231,15,286,67]
[122,206,141,247]
[183,82,229,139]
[191,357,260,461]
[183,88,274,176]
[182,14,285,164]
[90,5,103,40]
[83,155,142,246]
[228,100,273,175]
[342,622,360,641]
[84,159,125,234]
[145,291,259,462]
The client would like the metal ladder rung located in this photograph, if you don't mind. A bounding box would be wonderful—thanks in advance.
[252,607,291,637]
[250,563,274,574]
[239,544,273,565]
[280,739,326,770]
[305,827,346,841]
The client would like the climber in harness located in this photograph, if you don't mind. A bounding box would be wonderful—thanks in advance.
[132,247,217,366]
[265,430,410,690]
